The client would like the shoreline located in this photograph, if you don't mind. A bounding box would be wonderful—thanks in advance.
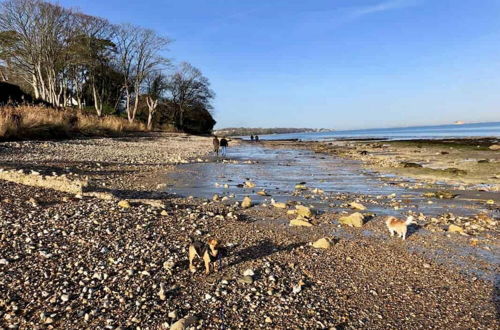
[0,133,498,328]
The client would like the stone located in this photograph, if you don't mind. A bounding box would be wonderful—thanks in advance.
[170,316,198,330]
[241,196,252,209]
[339,212,364,228]
[272,201,287,209]
[243,269,255,276]
[401,162,423,168]
[295,205,313,218]
[257,190,269,196]
[118,200,131,208]
[488,144,500,150]
[238,275,254,284]
[212,194,220,201]
[295,184,307,190]
[348,202,366,210]
[312,238,332,249]
[244,181,256,188]
[161,210,169,216]
[290,218,313,227]
[486,200,495,205]
[448,224,464,234]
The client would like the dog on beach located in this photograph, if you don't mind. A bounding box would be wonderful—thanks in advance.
[188,238,222,274]
[213,136,220,155]
[385,215,416,240]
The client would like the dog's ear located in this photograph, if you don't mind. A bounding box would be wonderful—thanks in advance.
[208,238,219,246]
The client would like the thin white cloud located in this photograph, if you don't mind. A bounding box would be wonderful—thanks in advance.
[349,0,422,19]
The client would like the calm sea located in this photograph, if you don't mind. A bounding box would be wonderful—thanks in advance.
[253,122,500,141]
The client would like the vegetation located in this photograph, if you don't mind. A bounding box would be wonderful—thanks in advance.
[0,105,145,140]
[0,0,215,133]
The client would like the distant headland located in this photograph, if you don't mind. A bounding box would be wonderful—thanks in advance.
[213,127,333,136]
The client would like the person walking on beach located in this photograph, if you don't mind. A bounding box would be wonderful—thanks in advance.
[250,135,254,141]
[220,137,228,156]
[255,135,259,142]
[213,136,220,156]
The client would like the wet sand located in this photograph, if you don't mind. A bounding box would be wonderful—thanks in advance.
[0,134,498,328]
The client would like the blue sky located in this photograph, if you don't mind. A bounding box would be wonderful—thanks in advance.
[58,0,500,129]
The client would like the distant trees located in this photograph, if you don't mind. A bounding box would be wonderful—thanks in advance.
[0,0,215,132]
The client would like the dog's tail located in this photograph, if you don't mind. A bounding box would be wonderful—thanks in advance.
[405,216,415,225]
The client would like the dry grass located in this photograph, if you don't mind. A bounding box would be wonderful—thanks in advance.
[0,106,145,140]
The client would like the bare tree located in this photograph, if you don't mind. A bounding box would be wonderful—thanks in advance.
[166,62,214,129]
[144,72,166,130]
[114,24,169,122]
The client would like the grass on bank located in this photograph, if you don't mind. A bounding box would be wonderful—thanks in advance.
[0,106,146,140]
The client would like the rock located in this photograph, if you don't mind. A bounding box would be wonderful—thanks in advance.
[168,311,178,319]
[170,316,198,330]
[486,200,495,205]
[241,196,252,209]
[61,294,70,302]
[289,218,313,227]
[257,190,269,196]
[444,168,467,176]
[312,238,332,249]
[161,210,169,216]
[295,205,313,218]
[244,181,256,188]
[0,258,9,265]
[348,202,366,210]
[295,184,307,190]
[212,194,220,201]
[272,201,287,209]
[238,275,254,284]
[488,144,500,150]
[401,162,423,168]
[118,200,131,208]
[422,191,457,199]
[339,212,364,228]
[448,224,464,234]
[243,269,255,276]
[158,284,166,300]
[292,280,305,294]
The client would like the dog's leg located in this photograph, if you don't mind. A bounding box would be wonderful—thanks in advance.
[188,246,197,273]
[389,228,394,237]
[402,228,407,240]
[203,252,211,275]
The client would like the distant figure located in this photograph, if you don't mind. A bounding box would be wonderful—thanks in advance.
[220,137,228,156]
[250,135,254,141]
[213,136,220,155]
[255,135,259,142]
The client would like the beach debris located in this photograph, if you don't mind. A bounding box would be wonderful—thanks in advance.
[339,212,365,228]
[348,202,366,210]
[312,238,333,249]
[241,196,252,208]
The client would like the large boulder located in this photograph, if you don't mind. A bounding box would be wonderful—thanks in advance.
[339,212,364,228]
[295,205,313,218]
[241,196,252,208]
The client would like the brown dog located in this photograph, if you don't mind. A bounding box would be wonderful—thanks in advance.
[188,239,221,274]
